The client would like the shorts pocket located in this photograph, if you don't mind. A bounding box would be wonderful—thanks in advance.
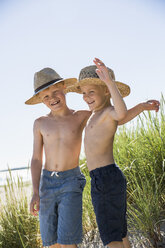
[92,170,126,195]
[91,176,105,193]
[39,175,51,198]
[75,174,86,191]
[39,176,44,197]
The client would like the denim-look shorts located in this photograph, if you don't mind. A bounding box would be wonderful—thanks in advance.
[90,164,127,246]
[39,166,86,247]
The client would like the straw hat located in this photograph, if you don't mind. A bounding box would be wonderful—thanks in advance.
[25,68,77,105]
[66,65,130,98]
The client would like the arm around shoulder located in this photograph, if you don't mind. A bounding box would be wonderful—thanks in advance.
[77,110,92,128]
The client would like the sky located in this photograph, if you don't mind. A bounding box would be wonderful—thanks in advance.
[0,0,164,169]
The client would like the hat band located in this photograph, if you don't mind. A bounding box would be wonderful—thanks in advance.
[35,78,63,94]
[79,75,99,81]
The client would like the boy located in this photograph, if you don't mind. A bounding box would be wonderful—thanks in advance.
[25,68,90,248]
[66,58,159,248]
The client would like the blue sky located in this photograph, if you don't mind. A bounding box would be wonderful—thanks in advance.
[0,0,164,169]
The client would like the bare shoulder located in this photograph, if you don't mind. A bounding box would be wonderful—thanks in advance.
[72,110,91,128]
[99,106,118,128]
[73,110,91,120]
[33,115,47,129]
[102,106,115,119]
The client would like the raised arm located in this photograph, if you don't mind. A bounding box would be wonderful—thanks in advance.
[30,118,43,216]
[94,58,127,120]
[118,100,160,125]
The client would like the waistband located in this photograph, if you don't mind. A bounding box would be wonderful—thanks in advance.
[42,166,81,179]
[90,163,118,178]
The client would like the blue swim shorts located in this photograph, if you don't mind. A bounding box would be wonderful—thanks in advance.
[39,166,86,247]
[90,164,127,246]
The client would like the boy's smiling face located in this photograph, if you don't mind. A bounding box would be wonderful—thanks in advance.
[81,84,109,111]
[39,83,66,111]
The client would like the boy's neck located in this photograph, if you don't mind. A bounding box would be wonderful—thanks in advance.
[93,98,111,113]
[49,106,71,117]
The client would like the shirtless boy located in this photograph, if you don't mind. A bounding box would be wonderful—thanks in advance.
[25,68,90,248]
[66,58,159,248]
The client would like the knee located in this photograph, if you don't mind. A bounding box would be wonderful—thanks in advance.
[49,243,61,248]
[107,241,124,248]
[60,245,77,248]
[122,236,131,248]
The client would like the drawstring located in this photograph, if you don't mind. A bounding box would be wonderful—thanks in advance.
[51,171,59,177]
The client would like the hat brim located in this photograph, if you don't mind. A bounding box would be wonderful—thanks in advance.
[25,78,77,105]
[66,78,131,98]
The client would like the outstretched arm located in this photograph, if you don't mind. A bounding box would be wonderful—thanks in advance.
[94,58,127,121]
[118,100,160,125]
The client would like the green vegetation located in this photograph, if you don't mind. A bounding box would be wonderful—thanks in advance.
[114,95,165,247]
[80,159,97,233]
[0,96,164,247]
[0,173,41,248]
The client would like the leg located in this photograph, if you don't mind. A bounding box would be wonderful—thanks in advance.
[123,236,131,248]
[39,172,58,247]
[90,165,127,246]
[57,191,83,245]
[50,244,61,248]
[57,173,86,245]
[61,245,77,248]
[107,241,124,248]
[49,245,77,248]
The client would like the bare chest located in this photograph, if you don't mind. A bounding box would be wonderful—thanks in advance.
[85,114,107,135]
[84,113,117,144]
[40,118,81,142]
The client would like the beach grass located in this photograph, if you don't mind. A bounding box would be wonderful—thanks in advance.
[0,172,41,248]
[80,159,97,233]
[114,95,165,247]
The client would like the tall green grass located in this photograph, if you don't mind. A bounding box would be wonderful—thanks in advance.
[114,95,165,247]
[0,172,41,248]
[80,158,97,233]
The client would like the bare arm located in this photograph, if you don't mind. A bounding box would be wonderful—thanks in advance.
[118,100,160,125]
[80,110,92,129]
[94,58,127,120]
[30,119,43,216]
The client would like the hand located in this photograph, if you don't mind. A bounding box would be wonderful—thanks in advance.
[93,58,113,83]
[30,193,40,216]
[141,100,160,112]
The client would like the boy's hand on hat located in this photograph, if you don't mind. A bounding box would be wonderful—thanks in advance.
[30,193,40,216]
[141,100,160,112]
[93,58,113,83]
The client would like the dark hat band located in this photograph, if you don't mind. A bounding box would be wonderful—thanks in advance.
[35,78,63,94]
